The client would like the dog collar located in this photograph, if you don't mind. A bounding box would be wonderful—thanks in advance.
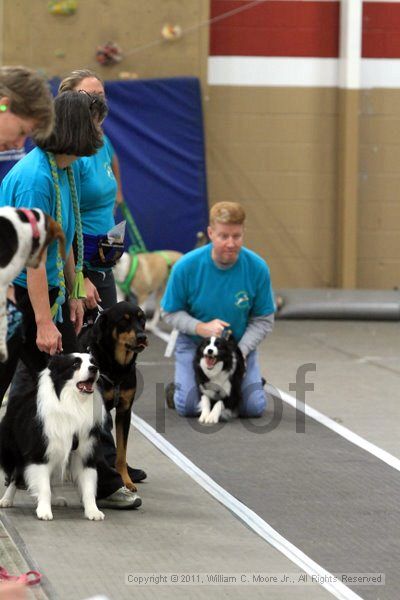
[19,208,40,241]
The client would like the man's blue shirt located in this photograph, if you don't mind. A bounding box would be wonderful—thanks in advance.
[161,244,275,341]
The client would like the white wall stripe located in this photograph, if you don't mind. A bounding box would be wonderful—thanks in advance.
[208,56,400,88]
[339,0,362,89]
[269,385,400,472]
[132,413,363,600]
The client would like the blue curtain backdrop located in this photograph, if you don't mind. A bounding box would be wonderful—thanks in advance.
[105,77,208,252]
[0,77,208,253]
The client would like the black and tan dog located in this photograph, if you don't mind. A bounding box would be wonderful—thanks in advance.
[79,301,147,491]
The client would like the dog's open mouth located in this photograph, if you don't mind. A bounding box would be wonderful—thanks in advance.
[204,356,217,369]
[77,378,95,394]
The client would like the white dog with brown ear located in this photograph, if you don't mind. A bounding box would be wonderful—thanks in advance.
[113,250,182,330]
[0,206,65,361]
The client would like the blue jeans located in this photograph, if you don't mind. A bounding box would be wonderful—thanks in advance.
[173,333,266,418]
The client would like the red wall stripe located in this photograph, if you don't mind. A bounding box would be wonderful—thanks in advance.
[210,1,400,60]
[209,0,340,58]
[363,3,400,58]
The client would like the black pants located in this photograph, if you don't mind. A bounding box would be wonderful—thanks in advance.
[2,285,123,499]
[85,268,121,471]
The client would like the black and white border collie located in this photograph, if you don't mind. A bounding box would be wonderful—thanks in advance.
[194,335,246,424]
[0,353,105,521]
[0,206,65,362]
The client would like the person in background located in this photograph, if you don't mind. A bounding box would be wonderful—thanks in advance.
[58,69,147,486]
[0,65,54,390]
[0,92,101,400]
[0,65,53,153]
[161,201,275,418]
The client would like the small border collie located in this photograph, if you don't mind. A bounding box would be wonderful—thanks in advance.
[0,353,105,521]
[194,335,246,424]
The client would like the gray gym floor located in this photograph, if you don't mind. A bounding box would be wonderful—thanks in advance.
[1,319,399,600]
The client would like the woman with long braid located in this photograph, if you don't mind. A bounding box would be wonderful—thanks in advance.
[0,92,142,509]
[0,92,101,377]
[59,70,147,487]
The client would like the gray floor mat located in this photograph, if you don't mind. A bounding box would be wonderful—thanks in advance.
[133,335,400,600]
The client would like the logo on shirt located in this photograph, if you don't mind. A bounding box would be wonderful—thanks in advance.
[235,290,250,309]
[104,162,114,179]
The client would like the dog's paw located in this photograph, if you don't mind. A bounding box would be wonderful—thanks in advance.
[205,413,220,424]
[0,497,13,508]
[220,408,236,422]
[124,480,137,493]
[199,411,210,424]
[36,504,53,521]
[85,508,105,521]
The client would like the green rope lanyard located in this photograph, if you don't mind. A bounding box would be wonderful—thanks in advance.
[47,152,86,323]
[119,201,147,254]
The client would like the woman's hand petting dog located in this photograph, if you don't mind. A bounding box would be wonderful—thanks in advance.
[36,318,63,355]
[195,319,230,338]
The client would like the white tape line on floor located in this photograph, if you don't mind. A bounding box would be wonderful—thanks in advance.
[132,413,362,600]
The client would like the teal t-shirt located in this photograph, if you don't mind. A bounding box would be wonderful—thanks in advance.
[0,147,76,288]
[161,244,275,342]
[73,134,117,236]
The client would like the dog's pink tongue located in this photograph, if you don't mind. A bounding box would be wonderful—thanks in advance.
[77,381,93,393]
[205,356,216,368]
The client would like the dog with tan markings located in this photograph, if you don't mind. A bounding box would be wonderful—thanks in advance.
[114,250,182,330]
[78,301,148,491]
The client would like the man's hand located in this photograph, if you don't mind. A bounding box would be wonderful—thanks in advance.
[195,319,230,338]
[83,278,101,310]
[36,319,62,355]
[69,298,84,335]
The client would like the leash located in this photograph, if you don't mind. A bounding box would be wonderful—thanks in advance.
[0,566,42,586]
[119,201,147,254]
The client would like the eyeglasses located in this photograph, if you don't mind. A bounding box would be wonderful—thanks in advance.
[77,89,98,106]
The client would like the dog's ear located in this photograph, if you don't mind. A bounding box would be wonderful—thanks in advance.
[195,338,207,359]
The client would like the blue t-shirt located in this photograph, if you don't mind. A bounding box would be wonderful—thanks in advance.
[73,134,117,236]
[161,244,275,342]
[0,147,76,288]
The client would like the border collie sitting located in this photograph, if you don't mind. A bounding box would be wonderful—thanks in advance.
[194,335,246,424]
[0,353,105,521]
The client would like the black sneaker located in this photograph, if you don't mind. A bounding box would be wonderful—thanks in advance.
[127,466,147,482]
[165,382,176,409]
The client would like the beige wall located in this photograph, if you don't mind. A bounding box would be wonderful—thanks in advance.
[2,1,399,289]
[1,0,209,85]
[204,87,338,289]
[359,89,400,289]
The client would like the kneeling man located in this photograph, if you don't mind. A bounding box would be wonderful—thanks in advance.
[161,201,275,418]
